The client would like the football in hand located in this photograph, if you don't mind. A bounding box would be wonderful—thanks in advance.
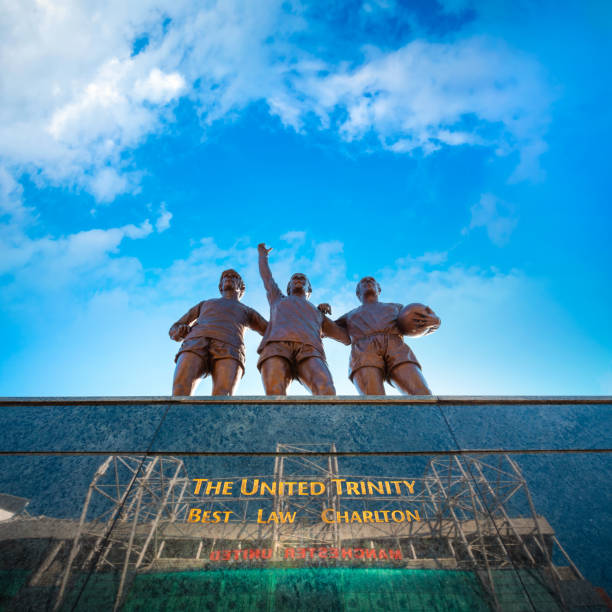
[397,303,440,336]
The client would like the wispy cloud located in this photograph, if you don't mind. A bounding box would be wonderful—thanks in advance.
[0,178,171,290]
[280,230,307,244]
[155,203,172,233]
[0,1,550,203]
[465,193,518,246]
[281,37,549,172]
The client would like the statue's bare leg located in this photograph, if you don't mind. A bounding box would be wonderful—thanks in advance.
[389,363,432,395]
[352,366,385,395]
[172,352,206,396]
[211,359,242,396]
[297,357,336,396]
[261,356,292,395]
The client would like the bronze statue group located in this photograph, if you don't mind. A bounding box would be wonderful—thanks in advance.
[169,244,440,396]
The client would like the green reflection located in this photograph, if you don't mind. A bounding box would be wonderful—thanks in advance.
[122,568,491,611]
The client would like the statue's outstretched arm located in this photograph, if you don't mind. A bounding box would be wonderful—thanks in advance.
[258,243,282,303]
[169,303,200,341]
[248,309,268,336]
[321,312,351,345]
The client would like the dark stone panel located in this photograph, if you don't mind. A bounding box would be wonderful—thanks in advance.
[150,402,455,453]
[0,402,457,453]
[0,404,167,452]
[441,403,612,450]
[1,400,610,453]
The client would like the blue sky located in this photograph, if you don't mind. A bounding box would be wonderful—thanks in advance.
[1,0,611,396]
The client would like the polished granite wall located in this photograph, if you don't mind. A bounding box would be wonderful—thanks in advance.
[0,396,610,610]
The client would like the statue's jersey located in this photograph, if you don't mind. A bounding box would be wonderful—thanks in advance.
[336,301,419,380]
[258,283,326,353]
[185,298,265,349]
[336,301,404,341]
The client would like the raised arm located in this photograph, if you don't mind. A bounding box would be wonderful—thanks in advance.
[258,243,282,303]
[248,308,268,336]
[169,302,201,341]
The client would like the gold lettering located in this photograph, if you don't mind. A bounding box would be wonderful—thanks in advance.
[204,481,222,495]
[260,481,276,495]
[403,480,415,494]
[241,478,259,495]
[367,481,384,495]
[192,479,207,495]
[391,510,404,522]
[310,482,325,495]
[346,481,359,495]
[406,510,421,522]
[321,508,336,523]
[280,511,296,523]
[187,508,201,522]
[331,478,346,495]
[350,511,362,523]
[390,480,402,494]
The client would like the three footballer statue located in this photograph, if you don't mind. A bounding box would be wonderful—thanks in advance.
[169,243,440,397]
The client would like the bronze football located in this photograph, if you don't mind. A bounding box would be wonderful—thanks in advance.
[397,303,434,336]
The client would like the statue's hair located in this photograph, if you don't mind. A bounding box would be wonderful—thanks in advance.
[287,273,312,297]
[356,277,381,298]
[219,269,245,298]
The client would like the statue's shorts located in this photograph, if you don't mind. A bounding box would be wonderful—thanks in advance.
[175,337,245,378]
[349,333,420,382]
[257,341,326,379]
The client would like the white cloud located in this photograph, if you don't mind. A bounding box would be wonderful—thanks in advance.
[280,37,549,177]
[0,165,31,223]
[155,204,172,232]
[0,1,550,204]
[0,1,189,201]
[466,192,518,246]
[397,251,449,266]
[281,230,307,244]
[134,68,185,104]
[88,168,133,203]
[0,211,153,288]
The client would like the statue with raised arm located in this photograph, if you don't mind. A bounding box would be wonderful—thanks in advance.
[169,269,267,396]
[257,243,350,395]
[333,276,440,395]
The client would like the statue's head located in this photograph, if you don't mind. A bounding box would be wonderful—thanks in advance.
[356,276,381,302]
[287,273,312,298]
[219,269,245,299]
